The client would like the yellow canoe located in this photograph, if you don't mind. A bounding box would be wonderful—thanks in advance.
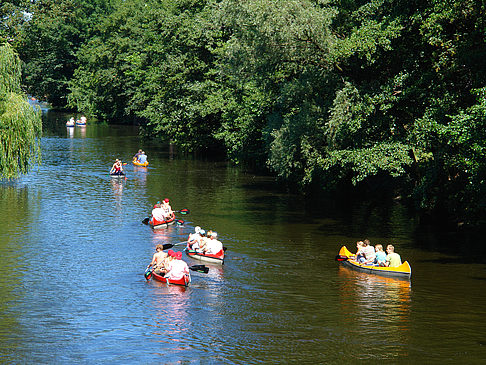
[337,246,411,279]
[132,158,148,167]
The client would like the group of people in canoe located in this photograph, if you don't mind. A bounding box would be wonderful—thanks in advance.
[145,206,224,284]
[66,116,87,126]
[354,239,402,267]
[148,244,190,281]
[132,149,148,166]
[187,226,224,257]
[150,198,174,225]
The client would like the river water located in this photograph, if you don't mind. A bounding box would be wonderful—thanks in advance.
[1,117,485,363]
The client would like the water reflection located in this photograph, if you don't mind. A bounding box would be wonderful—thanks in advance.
[67,127,74,138]
[150,227,173,246]
[110,177,125,216]
[78,125,86,138]
[148,282,190,355]
[132,166,148,186]
[0,186,29,361]
[338,266,411,358]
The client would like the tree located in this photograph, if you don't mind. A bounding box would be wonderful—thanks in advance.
[0,43,42,179]
[18,0,112,107]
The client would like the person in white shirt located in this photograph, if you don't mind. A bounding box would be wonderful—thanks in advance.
[138,151,148,164]
[362,239,376,265]
[161,198,173,220]
[192,229,205,251]
[188,226,201,248]
[204,232,223,255]
[166,251,189,280]
[151,203,166,224]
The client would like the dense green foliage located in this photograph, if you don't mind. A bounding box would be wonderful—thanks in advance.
[0,43,42,179]
[7,0,486,222]
[16,0,112,107]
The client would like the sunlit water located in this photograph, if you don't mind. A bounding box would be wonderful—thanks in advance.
[1,120,486,363]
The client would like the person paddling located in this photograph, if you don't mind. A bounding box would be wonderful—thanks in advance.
[188,226,202,248]
[110,159,124,175]
[149,244,168,274]
[133,149,142,160]
[150,202,166,225]
[161,198,173,220]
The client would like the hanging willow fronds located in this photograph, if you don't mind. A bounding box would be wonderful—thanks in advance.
[0,43,42,179]
[0,43,22,95]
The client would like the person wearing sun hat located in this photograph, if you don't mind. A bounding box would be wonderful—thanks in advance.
[188,226,202,248]
[204,231,224,256]
[165,251,190,280]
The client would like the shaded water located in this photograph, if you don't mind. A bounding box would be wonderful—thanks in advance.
[1,118,486,363]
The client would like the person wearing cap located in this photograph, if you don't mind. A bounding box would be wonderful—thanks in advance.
[161,198,173,220]
[204,231,224,256]
[195,230,210,252]
[191,229,205,251]
[149,244,168,274]
[165,251,190,280]
[188,226,201,248]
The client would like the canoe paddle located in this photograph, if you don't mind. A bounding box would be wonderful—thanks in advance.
[189,265,209,273]
[141,218,184,226]
[144,266,153,280]
[144,265,209,278]
[142,208,188,225]
[335,255,350,261]
[162,241,188,250]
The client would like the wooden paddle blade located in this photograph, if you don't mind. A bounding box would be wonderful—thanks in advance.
[142,217,150,225]
[335,255,349,261]
[162,243,174,250]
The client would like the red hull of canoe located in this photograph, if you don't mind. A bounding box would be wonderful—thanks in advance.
[151,271,190,286]
[185,243,224,264]
[149,214,176,229]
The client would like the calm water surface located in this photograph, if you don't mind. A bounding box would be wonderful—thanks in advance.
[1,120,486,363]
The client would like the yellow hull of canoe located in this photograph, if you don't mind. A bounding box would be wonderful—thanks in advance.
[132,158,148,167]
[338,246,412,279]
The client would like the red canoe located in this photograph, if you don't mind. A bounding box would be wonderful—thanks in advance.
[151,271,190,286]
[148,213,176,229]
[185,242,224,265]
